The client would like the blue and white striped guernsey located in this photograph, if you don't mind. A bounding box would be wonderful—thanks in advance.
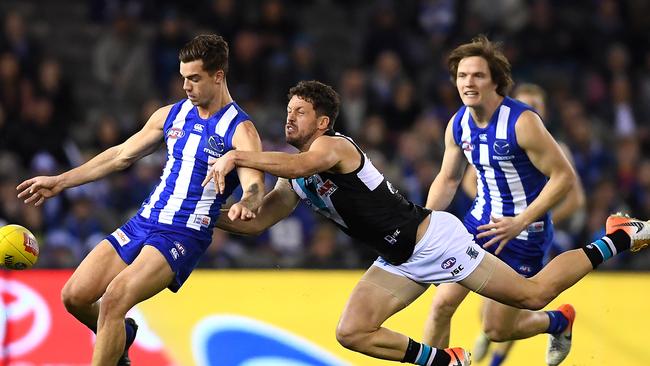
[137,99,250,236]
[451,96,552,253]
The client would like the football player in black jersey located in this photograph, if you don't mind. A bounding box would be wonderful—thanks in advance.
[207,80,649,366]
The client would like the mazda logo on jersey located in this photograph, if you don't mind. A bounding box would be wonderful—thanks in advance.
[208,135,226,153]
[493,140,510,155]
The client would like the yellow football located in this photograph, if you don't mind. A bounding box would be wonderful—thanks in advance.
[0,224,39,269]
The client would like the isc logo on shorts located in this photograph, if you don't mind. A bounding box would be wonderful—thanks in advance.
[112,229,131,246]
[450,265,464,276]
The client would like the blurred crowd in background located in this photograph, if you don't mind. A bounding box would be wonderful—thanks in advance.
[1,0,649,270]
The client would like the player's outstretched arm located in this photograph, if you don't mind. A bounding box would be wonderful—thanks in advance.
[425,115,468,210]
[227,120,265,221]
[217,178,300,235]
[204,135,343,194]
[17,105,171,206]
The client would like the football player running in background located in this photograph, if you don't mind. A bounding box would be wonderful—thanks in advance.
[425,79,585,366]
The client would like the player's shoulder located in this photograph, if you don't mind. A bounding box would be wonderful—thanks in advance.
[229,101,253,122]
[231,120,261,149]
[155,104,175,117]
[314,131,355,149]
[447,111,460,127]
[515,109,543,128]
[514,110,549,148]
[143,104,175,128]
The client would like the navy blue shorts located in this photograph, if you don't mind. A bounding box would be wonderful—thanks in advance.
[105,215,211,292]
[487,241,545,277]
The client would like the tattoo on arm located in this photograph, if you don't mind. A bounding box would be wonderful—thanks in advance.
[239,183,260,208]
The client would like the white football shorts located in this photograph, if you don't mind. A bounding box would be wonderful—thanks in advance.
[372,210,486,284]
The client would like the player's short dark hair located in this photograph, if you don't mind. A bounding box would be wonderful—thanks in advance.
[288,80,340,130]
[179,34,229,75]
[448,35,513,96]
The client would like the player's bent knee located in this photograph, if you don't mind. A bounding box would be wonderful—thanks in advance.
[511,279,555,310]
[483,325,514,342]
[61,282,94,312]
[336,322,371,352]
[99,281,133,316]
[430,297,460,320]
[519,292,553,311]
[336,331,366,352]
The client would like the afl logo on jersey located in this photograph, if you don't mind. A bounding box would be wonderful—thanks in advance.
[493,140,510,155]
[208,135,226,153]
[461,140,474,151]
[167,128,185,139]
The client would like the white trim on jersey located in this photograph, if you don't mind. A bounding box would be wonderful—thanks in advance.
[462,108,486,221]
[215,105,238,136]
[485,105,511,220]
[140,100,194,218]
[356,154,384,191]
[496,105,510,139]
[184,105,238,229]
[482,143,503,218]
[186,171,217,230]
[496,105,528,239]
[158,133,202,224]
[471,170,487,220]
[498,160,528,240]
[460,108,472,161]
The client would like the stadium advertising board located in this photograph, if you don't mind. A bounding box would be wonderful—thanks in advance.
[1,270,649,365]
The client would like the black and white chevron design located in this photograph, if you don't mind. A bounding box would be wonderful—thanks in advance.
[613,221,645,234]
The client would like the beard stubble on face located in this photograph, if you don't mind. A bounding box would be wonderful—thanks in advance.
[285,123,319,150]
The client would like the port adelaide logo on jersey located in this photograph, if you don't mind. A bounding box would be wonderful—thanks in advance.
[316,179,338,197]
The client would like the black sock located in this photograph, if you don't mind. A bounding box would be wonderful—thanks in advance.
[608,229,632,252]
[582,230,630,268]
[401,338,451,365]
[432,349,452,366]
[402,338,420,363]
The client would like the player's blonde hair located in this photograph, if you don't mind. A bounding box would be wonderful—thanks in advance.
[513,83,546,101]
